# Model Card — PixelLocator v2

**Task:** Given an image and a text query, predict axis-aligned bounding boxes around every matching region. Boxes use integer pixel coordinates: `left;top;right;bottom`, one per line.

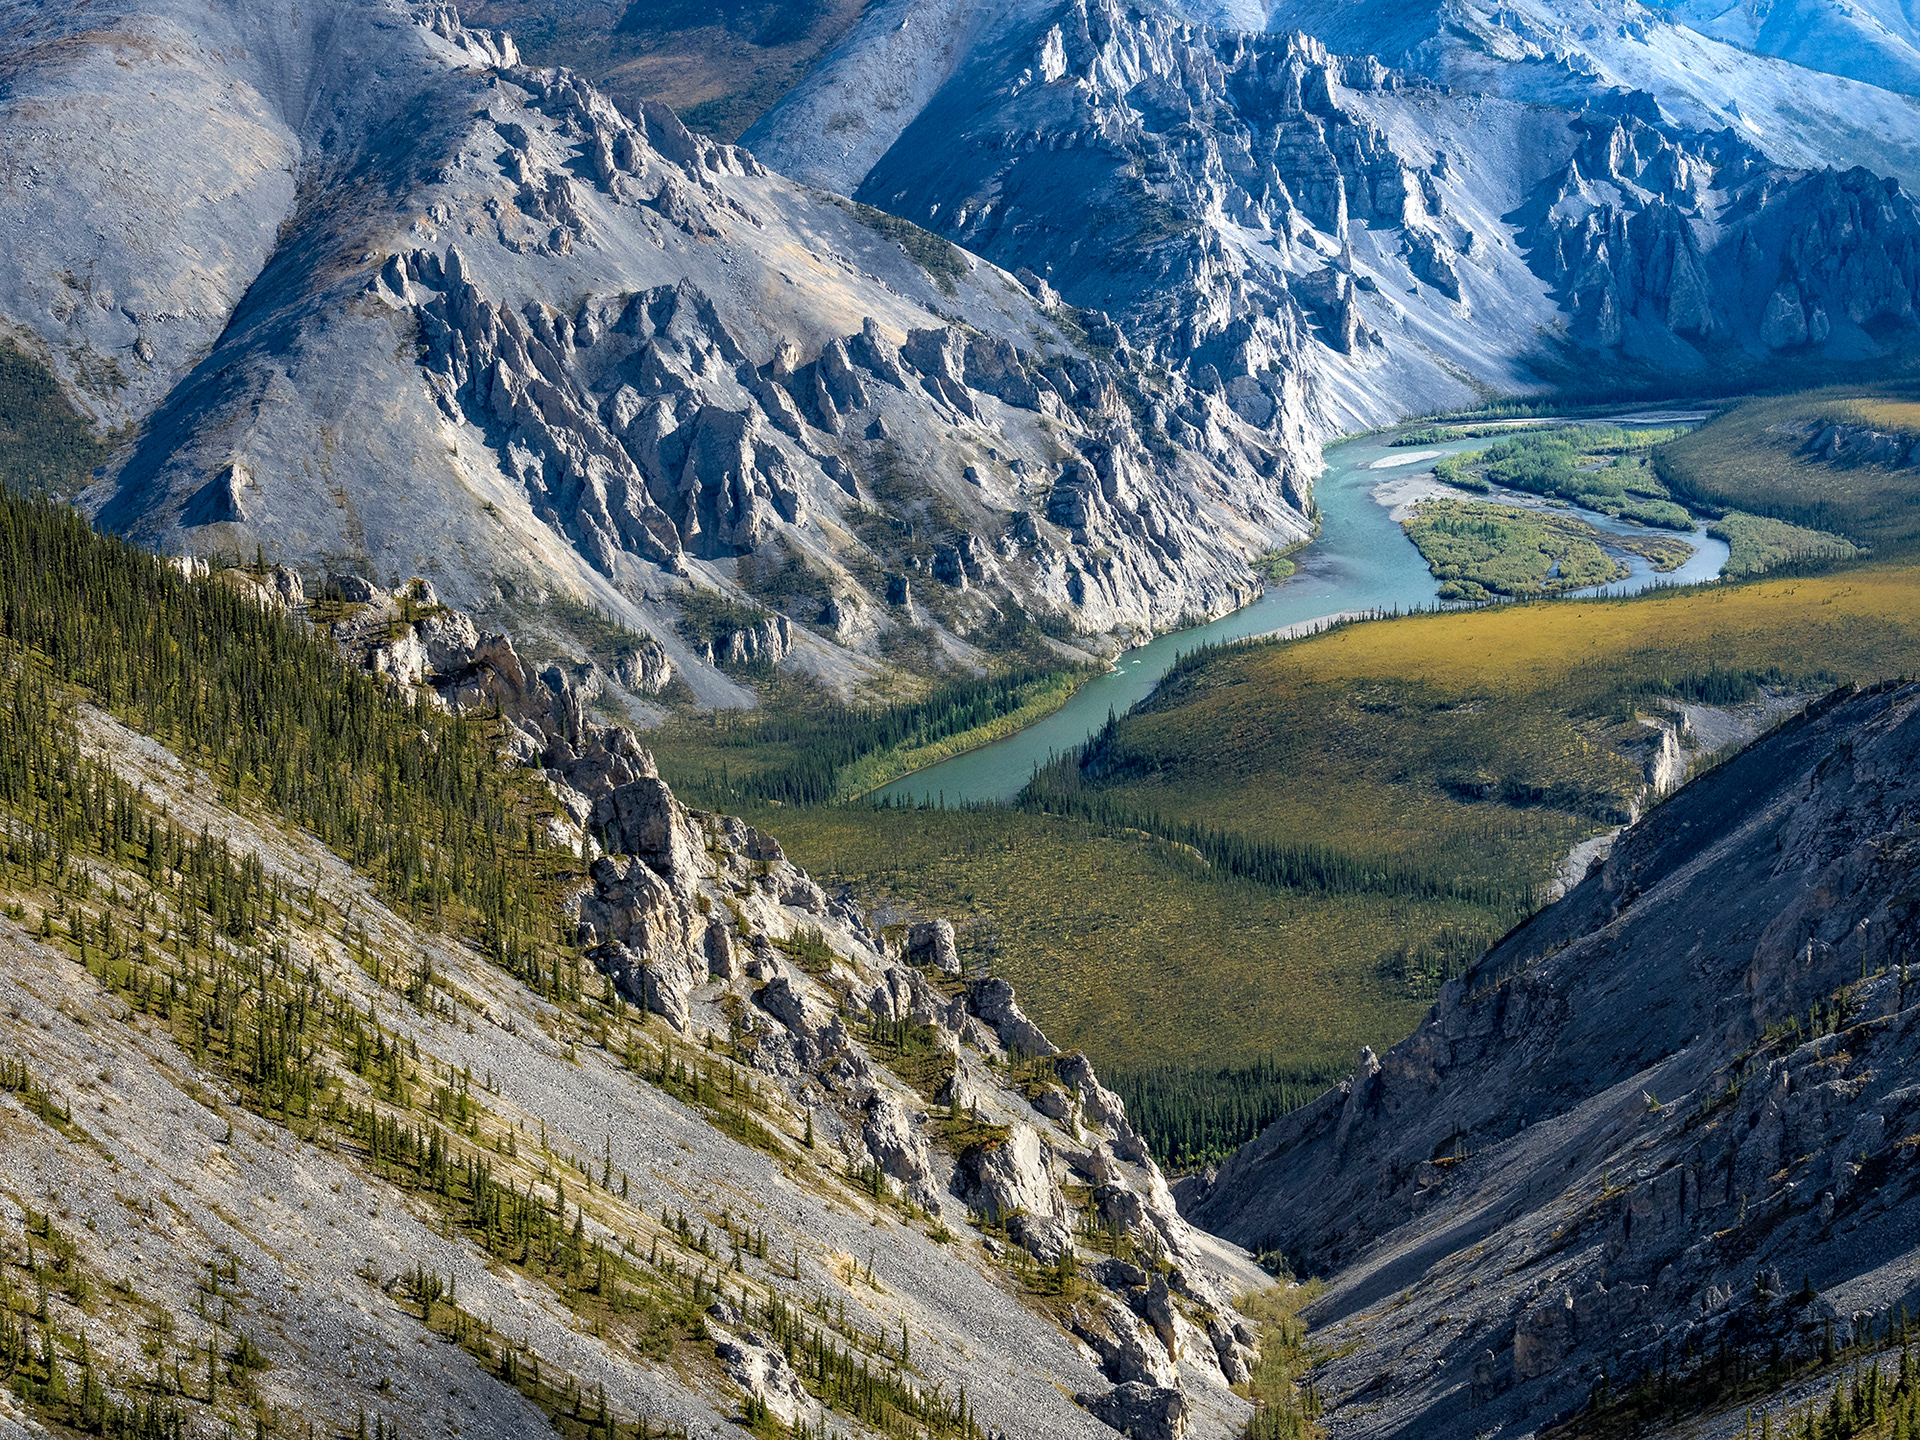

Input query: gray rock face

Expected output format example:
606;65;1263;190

957;1122;1074;1259
907;918;962;976
519;697;1262;1419
706;615;792;668
1255;0;1920;189
972;976;1059;1058
1067;1293;1181;1388
861;1092;944;1211
9;0;1310;691
1055;1050;1152;1164
219;565;306;611
1190;681;1920;1438
755;0;1920;478
578;852;707;1028
872;966;969;1033
713;1329;814;1426
1075;1380;1190;1440
851;24;1423;428
1514;112;1920;363
611;639;675;695
24;0;1920;720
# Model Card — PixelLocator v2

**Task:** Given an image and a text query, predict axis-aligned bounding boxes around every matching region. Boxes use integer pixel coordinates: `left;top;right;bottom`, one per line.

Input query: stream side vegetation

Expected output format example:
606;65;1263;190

658;666;1089;807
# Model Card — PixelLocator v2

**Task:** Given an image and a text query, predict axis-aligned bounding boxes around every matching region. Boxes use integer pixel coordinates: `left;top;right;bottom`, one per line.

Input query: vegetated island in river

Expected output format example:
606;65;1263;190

1416;424;1855;594
1402;498;1693;601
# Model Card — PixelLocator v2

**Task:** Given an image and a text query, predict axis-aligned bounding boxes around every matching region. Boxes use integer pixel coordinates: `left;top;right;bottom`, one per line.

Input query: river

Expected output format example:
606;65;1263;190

873;414;1730;806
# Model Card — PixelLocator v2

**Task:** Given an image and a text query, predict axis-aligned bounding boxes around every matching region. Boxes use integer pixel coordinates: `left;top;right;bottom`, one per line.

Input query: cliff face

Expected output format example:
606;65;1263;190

836;8;1551;430
18;0;1920;696
1252;0;1920;190
1516;112;1920;364
757;0;1920;451
1187;681;1920;1437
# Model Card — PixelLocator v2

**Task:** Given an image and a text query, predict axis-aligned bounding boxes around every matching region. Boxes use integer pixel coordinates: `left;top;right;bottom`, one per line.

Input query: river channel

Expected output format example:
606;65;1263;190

873;413;1730;806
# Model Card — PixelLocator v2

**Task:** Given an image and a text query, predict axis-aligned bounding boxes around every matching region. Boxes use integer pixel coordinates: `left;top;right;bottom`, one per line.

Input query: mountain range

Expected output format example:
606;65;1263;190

9;0;1920;688
8;0;1920;1434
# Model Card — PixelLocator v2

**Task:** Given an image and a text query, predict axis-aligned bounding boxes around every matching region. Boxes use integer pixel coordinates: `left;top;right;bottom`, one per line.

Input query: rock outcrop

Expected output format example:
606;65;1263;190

1075;1381;1191;1440
552;733;1263;1429
1189;681;1920;1437
346;588;1262;1427
1514;111;1920;363
22;0;1311;694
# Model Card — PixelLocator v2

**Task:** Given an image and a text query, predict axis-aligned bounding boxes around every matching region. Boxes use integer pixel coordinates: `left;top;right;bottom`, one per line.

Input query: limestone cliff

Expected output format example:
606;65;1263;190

1186;680;1920;1436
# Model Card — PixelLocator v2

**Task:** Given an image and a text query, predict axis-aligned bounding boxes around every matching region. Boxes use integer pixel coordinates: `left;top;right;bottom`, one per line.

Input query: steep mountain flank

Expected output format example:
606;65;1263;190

0;0;1311;694
0;501;1272;1438
1251;0;1920;189
754;0;1920;443
1667;0;1920;101
1514;113;1920;364
15;0;1920;698
1185;679;1920;1437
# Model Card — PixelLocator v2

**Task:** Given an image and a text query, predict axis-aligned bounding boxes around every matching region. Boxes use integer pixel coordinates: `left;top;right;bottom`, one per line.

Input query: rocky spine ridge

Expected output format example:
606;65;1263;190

330;583;1269;1431
1185;680;1920;1437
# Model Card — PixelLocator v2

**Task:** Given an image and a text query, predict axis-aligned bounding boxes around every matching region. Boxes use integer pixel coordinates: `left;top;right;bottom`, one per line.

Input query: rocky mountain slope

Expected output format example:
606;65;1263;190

1666;0;1920;100
1251;0;1920;185
1;0;1315;699
10;0;1920;708
0;509;1274;1439
751;0;1920;436
11;0;1920;704
1183;678;1920;1437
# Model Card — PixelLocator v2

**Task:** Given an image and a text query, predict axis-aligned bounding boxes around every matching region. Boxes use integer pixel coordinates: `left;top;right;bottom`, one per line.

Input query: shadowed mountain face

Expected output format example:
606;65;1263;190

1184;680;1920;1437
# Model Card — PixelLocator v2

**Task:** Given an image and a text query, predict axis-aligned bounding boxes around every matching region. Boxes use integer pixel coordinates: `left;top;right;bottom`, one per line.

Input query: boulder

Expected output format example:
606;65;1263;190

718;614;792;667
907;919;962;976
369;627;429;686
1075;1382;1188;1440
1054;1051;1150;1162
932;545;967;589
416;605;480;675
613;639;674;694
956;1122;1072;1259
861;1092;942;1210
1513;1287;1575;1380
872;967;967;1033
1203;1310;1253;1386
714;1330;813;1426
1066;1293;1179;1387
578;852;706;1028
1761;284;1809;349
759;976;834;1044
971;977;1057;1057
326;573;380;603
849;316;911;390
597;778;703;884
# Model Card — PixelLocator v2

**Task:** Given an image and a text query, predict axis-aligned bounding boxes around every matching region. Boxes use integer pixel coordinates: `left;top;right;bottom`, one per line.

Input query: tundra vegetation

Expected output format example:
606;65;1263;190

1654;386;1920;559
1401;498;1692;600
1420;424;1858;591
648;517;1920;1177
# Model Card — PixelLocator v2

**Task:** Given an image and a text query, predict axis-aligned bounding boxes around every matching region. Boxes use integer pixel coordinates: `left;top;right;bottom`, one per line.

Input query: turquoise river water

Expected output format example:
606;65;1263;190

873;414;1728;806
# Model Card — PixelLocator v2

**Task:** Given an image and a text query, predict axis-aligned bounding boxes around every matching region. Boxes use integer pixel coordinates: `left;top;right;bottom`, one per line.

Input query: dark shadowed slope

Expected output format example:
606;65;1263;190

1187;679;1920;1437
